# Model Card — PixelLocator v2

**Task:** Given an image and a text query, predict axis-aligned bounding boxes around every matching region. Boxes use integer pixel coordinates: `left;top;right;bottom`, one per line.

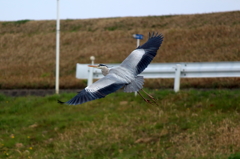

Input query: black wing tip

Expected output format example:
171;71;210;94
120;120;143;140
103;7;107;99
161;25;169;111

148;32;164;39
136;31;164;50
57;100;65;104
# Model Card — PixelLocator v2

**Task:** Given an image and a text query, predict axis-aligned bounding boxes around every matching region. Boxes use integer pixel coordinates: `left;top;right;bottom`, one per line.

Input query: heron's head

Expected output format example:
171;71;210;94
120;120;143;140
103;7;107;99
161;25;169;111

88;64;108;69
88;64;109;76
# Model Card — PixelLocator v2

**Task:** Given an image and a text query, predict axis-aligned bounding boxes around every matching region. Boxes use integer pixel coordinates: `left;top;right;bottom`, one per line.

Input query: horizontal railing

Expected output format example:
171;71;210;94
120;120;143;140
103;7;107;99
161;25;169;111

76;61;240;92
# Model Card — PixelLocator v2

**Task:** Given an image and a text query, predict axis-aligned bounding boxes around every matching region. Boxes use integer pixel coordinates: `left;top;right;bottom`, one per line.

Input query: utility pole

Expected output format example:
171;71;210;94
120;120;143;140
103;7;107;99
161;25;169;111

55;0;60;94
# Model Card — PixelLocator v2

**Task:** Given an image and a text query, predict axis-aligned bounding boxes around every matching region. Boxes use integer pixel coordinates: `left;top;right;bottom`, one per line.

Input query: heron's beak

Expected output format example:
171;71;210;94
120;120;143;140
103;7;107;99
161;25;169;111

88;65;98;68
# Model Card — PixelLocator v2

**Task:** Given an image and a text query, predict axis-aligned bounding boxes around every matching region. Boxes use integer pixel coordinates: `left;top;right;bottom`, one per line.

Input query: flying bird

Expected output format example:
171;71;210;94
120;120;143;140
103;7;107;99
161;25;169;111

58;32;163;105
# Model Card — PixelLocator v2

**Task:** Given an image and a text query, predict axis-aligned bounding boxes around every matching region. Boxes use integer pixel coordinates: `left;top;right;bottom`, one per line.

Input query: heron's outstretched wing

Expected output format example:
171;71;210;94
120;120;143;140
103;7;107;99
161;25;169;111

120;32;163;75
59;74;125;105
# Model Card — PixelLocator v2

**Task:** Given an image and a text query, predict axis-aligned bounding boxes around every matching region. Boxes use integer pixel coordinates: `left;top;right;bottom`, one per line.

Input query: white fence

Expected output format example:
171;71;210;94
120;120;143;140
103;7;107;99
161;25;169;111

76;62;240;92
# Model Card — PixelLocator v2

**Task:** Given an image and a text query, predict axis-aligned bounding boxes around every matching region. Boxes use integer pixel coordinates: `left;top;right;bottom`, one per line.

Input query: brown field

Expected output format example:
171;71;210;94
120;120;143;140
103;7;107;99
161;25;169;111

0;11;240;89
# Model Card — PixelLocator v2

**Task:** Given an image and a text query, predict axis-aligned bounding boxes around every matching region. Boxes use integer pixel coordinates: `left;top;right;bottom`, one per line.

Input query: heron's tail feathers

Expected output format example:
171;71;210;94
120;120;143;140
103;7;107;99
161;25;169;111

124;76;144;93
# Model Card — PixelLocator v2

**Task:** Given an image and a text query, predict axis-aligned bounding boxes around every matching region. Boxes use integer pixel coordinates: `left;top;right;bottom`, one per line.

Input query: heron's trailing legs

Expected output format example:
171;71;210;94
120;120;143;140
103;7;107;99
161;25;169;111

137;89;158;106
137;91;150;103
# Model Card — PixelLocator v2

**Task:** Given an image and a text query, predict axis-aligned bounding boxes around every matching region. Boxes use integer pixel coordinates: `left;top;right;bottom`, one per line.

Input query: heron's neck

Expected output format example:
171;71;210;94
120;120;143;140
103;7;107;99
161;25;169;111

101;68;109;76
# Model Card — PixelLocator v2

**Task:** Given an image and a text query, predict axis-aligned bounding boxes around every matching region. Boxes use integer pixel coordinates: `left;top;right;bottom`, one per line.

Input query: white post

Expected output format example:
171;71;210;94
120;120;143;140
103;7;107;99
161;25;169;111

88;56;95;86
174;64;181;92
135;40;140;96
55;0;60;94
137;39;140;47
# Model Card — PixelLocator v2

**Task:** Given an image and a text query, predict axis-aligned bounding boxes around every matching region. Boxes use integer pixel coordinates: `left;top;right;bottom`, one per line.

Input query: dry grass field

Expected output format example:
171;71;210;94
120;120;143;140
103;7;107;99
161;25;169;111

0;11;240;89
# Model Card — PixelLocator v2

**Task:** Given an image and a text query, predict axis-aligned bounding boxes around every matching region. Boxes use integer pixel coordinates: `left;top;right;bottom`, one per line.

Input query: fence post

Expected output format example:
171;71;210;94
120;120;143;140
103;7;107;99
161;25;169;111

87;56;95;86
174;64;181;92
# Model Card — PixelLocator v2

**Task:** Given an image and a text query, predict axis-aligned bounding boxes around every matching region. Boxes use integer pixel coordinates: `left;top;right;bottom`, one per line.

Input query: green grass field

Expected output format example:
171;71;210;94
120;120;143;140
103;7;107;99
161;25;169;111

1;89;240;159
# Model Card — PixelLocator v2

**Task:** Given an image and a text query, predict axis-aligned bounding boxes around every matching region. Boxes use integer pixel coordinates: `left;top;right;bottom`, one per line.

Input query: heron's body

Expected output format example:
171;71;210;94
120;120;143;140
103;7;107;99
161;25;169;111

59;32;163;105
89;65;143;92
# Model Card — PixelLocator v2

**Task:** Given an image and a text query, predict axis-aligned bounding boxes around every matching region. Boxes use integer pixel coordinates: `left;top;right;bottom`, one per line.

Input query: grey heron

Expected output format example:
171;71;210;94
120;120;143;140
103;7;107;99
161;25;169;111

58;32;163;105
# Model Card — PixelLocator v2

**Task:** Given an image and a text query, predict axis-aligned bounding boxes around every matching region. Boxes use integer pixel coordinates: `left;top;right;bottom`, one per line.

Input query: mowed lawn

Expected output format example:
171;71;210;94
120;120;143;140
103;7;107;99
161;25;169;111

0;89;240;159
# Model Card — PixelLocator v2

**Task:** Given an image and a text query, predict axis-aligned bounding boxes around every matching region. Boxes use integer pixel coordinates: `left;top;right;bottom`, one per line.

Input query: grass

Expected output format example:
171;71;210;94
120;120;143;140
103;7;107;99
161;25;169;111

0;11;240;89
1;19;31;26
0;89;240;158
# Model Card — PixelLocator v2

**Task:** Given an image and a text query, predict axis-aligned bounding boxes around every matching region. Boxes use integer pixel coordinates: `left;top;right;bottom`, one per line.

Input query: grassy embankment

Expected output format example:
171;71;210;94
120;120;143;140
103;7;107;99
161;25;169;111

0;11;240;89
0;90;240;158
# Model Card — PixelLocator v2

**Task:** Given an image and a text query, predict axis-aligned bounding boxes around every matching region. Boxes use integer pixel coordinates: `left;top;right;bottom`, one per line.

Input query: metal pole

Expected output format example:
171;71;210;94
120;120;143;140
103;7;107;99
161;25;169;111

55;0;60;94
88;56;95;86
135;40;140;96
174;64;181;92
137;39;140;47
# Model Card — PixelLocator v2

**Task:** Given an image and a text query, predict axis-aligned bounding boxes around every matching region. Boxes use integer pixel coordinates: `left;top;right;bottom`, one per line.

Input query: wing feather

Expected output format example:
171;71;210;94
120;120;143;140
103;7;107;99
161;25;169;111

120;32;163;75
60;74;125;105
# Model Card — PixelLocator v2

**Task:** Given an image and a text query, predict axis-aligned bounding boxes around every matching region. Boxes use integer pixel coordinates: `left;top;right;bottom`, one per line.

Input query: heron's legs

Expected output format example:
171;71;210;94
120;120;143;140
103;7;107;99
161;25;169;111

137;91;152;104
141;89;157;101
137;90;159;106
141;89;158;106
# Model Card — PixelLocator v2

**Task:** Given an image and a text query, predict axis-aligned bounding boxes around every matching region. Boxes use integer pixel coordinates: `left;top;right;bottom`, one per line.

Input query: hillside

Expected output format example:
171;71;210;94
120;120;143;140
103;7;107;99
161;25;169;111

0;11;239;89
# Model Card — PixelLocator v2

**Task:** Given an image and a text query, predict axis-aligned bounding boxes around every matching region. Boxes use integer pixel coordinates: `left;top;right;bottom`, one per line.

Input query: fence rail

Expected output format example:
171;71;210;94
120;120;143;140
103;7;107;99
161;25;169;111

76;62;240;92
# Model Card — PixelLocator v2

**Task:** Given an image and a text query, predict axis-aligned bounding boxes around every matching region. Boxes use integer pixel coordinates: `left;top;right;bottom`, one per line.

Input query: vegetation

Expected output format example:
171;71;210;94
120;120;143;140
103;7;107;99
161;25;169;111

1;19;31;26
1;11;239;159
0;11;240;89
0;89;240;158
